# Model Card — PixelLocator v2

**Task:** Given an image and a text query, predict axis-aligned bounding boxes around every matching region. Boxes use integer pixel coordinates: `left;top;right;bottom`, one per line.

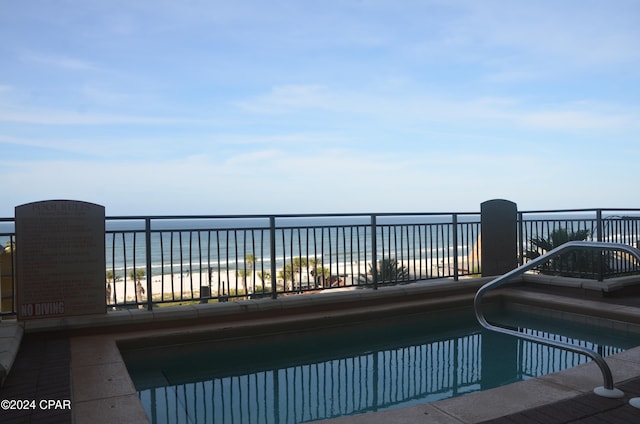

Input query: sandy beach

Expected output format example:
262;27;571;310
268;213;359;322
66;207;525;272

106;257;469;305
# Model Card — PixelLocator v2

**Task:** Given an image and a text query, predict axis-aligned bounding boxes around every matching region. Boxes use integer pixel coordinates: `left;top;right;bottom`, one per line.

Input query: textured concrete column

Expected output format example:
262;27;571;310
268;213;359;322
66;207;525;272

481;199;517;277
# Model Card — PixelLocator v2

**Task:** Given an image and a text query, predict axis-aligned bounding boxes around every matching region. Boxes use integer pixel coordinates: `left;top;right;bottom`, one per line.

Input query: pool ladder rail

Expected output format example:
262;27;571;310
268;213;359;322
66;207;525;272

473;241;640;408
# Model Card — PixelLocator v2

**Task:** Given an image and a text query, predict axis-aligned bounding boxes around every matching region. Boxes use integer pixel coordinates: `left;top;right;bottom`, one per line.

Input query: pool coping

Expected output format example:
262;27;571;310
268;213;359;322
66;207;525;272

5;275;640;423
317;288;640;423
319;344;640;424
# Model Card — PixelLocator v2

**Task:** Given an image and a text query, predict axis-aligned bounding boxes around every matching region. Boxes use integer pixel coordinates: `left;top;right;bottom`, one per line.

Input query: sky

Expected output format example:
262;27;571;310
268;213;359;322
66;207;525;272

1;0;639;217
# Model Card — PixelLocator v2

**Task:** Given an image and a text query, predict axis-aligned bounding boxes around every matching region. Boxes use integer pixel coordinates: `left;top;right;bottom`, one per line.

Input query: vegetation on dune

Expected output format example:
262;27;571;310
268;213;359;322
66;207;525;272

524;228;609;277
358;258;409;284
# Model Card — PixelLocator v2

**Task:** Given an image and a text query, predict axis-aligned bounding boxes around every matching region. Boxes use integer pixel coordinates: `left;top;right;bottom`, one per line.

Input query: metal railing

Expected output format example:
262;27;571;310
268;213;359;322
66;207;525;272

103;213;480;310
3;211;479;314
0;217;15;317
3;207;640;315
474;241;640;398
519;209;640;279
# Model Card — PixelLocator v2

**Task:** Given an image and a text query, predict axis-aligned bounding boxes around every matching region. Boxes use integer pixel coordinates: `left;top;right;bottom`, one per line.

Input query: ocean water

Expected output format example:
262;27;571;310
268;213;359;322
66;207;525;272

4;212;639;288
104;215;479;280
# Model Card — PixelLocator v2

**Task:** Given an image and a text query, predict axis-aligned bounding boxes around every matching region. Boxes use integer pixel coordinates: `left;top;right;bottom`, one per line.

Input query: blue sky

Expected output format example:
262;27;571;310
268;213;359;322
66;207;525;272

1;0;639;216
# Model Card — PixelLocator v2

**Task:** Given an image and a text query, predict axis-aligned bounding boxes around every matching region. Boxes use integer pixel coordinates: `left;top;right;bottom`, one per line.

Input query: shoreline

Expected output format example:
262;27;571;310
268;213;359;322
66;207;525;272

106;257;472;304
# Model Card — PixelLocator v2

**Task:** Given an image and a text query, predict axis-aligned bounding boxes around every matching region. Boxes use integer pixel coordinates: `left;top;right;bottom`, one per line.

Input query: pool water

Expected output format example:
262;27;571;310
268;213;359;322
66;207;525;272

122;308;640;424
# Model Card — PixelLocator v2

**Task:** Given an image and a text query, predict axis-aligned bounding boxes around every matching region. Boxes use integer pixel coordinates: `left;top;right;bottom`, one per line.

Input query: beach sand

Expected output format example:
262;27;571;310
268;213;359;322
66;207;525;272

107;258;464;305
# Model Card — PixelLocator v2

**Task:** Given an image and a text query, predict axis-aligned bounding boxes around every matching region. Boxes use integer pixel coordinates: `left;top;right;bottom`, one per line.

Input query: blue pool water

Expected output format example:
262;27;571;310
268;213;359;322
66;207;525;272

122;308;640;424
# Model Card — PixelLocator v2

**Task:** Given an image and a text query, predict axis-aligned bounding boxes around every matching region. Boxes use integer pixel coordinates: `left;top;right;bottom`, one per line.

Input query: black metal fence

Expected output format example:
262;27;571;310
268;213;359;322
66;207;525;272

519;209;640;279
0;217;15;316
102;213;481;310
2;208;640;315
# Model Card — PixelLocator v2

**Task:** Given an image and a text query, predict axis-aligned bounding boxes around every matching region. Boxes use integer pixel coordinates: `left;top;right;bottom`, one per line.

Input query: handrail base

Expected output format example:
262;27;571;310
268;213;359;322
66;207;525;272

629;397;640;409
593;386;624;398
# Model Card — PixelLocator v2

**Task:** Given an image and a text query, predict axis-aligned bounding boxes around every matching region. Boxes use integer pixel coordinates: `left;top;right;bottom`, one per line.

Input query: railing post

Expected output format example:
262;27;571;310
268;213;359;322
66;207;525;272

452;214;459;281
518;211;524;266
270;216;278;299
596;210;604;281
145;218;153;311
371;215;378;290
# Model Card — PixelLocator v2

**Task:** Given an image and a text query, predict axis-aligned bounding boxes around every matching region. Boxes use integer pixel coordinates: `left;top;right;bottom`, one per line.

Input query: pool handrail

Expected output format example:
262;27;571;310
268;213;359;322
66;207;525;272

474;241;640;399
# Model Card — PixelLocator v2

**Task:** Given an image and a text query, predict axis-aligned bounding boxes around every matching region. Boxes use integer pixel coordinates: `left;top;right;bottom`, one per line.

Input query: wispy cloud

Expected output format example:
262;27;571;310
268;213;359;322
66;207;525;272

214;132;352;147
79;85;134;106
0;108;204;126
1;1;638;216
21;52;98;71
235;85;333;114
235;83;637;136
516;109;632;131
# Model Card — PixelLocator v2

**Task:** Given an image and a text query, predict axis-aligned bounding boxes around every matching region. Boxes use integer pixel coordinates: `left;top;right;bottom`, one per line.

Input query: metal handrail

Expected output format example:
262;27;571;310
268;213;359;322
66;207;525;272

474;241;640;398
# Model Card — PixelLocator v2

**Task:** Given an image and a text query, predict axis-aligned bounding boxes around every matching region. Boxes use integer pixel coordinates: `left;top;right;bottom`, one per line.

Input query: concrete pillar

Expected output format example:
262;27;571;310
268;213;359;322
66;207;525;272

481;199;517;277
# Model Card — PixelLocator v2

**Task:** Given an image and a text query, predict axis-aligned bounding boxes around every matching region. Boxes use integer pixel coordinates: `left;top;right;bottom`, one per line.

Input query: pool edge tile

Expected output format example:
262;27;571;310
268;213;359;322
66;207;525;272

319;403;466;424
74;394;150;424
429;378;582;423
64;288;640;424
70;336;124;367
72;360;137;402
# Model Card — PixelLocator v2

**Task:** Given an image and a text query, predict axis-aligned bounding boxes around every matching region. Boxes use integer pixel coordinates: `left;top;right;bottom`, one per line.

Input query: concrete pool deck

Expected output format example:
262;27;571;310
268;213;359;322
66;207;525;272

2;276;640;423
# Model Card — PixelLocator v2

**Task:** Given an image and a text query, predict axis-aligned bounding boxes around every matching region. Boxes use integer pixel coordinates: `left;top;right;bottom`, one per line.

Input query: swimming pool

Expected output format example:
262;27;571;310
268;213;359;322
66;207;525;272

122;307;640;424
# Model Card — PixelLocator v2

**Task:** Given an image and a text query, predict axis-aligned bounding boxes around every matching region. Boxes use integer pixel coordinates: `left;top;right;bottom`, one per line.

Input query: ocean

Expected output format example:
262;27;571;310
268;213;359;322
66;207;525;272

104;215;479;280
4;210;640;303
